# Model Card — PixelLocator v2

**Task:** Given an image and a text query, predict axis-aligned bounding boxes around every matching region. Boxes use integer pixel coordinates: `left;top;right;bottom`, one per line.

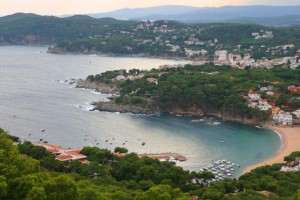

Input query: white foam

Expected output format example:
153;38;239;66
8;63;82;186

74;102;96;111
191;119;203;123
91;90;102;95
207;121;221;125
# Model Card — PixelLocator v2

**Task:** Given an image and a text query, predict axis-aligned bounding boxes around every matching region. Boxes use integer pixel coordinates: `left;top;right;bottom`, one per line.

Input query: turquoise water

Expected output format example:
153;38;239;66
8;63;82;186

0;46;281;176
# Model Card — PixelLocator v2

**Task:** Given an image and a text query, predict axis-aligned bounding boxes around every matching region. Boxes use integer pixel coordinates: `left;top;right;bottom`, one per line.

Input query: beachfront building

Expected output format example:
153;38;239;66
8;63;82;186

35;142;88;163
273;111;293;125
293;109;300;118
281;157;300;172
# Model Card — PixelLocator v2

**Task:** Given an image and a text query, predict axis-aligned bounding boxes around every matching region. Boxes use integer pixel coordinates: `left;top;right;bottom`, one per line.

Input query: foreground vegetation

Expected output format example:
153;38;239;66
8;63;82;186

1;128;300;199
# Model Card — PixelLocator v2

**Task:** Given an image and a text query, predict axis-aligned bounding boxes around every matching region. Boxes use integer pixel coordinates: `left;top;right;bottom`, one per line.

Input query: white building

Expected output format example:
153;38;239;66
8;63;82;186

293;109;300;118
248;90;261;101
258;99;272;111
273;111;293;125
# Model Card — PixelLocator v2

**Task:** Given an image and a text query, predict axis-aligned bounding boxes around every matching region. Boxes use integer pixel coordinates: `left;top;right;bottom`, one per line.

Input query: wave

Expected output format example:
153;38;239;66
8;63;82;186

207;121;221;126
75;102;96;111
190;119;204;123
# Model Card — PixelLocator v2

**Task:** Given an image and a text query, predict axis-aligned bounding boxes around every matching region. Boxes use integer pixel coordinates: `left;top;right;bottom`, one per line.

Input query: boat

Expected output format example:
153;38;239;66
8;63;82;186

168;156;176;163
41;129;45;132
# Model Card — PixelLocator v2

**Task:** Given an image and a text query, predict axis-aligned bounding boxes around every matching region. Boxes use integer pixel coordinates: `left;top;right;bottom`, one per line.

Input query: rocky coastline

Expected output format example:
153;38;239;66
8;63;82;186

75;79;120;95
76;79;267;126
91;101;160;115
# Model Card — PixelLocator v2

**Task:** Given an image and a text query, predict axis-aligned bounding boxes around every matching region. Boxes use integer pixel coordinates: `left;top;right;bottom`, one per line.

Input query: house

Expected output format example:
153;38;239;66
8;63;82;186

35;143;88;163
258;99;272;111
293;109;300;118
215;50;228;61
248;90;261;101
288;86;300;94
260;87;268;92
273;111;293;125
115;75;126;81
272;107;281;115
147;77;158;85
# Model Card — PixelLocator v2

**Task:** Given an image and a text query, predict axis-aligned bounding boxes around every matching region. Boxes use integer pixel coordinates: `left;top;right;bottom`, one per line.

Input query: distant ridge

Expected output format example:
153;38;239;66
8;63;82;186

85;5;300;26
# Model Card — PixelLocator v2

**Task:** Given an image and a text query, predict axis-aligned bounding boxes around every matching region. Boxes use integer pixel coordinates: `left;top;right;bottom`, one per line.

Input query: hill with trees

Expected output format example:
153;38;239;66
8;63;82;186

1;127;300;199
86;64;300;124
1;13;300;61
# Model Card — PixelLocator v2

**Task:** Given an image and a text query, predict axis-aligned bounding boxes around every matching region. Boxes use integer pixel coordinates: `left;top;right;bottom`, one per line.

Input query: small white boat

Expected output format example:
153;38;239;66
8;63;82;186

168;156;176;163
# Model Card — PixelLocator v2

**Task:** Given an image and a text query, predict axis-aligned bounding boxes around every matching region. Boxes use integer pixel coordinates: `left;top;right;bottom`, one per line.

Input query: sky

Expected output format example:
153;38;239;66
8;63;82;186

0;0;299;16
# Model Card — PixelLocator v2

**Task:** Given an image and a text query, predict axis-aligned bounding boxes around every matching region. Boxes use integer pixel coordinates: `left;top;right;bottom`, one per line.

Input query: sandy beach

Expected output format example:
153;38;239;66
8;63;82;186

241;126;300;175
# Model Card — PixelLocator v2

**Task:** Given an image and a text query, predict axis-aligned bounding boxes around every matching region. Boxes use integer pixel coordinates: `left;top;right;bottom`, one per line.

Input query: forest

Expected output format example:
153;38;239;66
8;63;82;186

1;13;300;60
87;64;300;122
1;128;300;199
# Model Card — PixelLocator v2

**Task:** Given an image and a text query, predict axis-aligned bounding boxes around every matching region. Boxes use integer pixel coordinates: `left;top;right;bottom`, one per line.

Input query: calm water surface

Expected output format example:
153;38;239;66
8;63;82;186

0;46;281;176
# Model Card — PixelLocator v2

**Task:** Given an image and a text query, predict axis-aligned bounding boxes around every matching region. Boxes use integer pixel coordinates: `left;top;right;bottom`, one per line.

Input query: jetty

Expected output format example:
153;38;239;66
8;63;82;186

138;152;186;162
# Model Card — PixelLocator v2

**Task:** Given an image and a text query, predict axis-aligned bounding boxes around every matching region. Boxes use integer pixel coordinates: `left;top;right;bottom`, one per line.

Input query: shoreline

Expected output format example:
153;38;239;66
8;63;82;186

46;47;193;61
241;126;300;175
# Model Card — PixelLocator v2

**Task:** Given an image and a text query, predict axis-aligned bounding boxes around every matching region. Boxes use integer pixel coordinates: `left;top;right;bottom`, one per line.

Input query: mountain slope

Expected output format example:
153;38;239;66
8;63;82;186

0;13;135;44
87;5;300;25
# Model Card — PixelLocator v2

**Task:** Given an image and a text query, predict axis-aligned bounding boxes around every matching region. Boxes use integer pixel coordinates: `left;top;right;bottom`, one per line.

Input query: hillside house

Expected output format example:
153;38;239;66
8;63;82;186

258;99;272;111
248;90;261;101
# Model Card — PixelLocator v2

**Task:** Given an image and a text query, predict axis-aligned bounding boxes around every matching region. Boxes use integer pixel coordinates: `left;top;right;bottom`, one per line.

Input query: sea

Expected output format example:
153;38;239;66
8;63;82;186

0;46;282;176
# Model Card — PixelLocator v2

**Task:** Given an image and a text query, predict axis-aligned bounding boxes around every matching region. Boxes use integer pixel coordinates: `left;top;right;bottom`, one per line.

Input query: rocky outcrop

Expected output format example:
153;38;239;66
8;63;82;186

47;47;67;54
92;101;160;115
76;79;120;95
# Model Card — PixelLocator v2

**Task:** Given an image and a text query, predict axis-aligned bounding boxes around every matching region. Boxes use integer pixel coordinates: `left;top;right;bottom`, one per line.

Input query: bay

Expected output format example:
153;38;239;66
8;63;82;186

0;46;281;176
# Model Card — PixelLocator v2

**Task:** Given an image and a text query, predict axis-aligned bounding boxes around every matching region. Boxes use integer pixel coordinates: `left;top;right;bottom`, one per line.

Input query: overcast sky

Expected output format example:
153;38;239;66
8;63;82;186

0;0;299;16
